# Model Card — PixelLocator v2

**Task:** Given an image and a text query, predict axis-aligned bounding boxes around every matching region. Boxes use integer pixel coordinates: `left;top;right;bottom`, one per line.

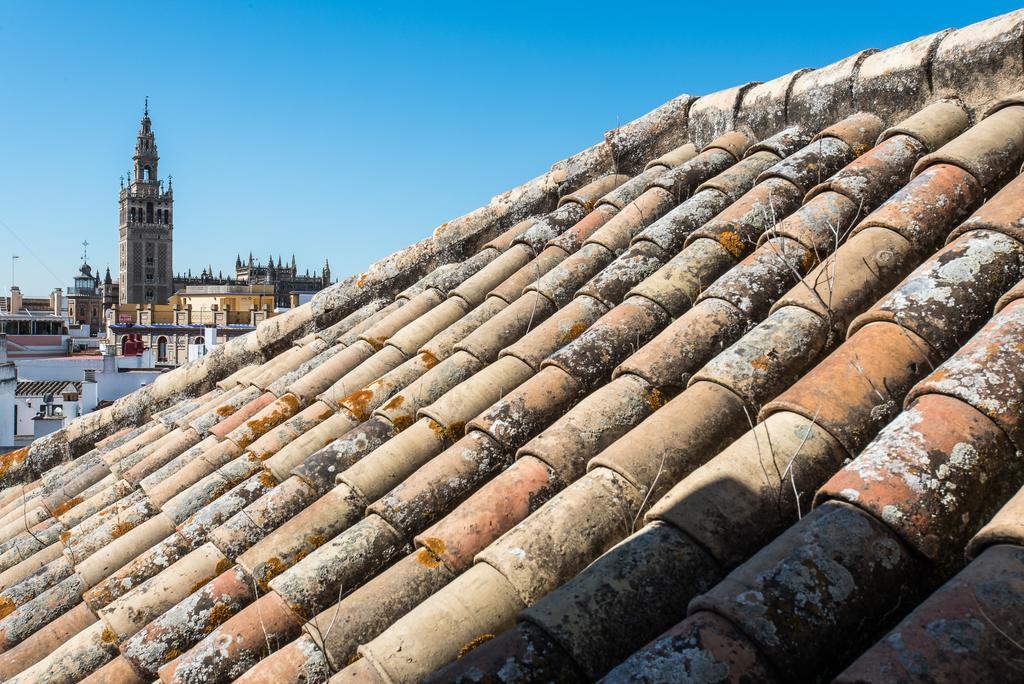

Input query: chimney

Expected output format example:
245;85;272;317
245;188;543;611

10;286;22;314
102;342;116;374
51;288;63;316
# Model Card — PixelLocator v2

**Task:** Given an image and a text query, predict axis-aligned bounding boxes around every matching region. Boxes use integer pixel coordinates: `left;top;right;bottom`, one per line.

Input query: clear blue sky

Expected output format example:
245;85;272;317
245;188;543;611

0;1;1019;296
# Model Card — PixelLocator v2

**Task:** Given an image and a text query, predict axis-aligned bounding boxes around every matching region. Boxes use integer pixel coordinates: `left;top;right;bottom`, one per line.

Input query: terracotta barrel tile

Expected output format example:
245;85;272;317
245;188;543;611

207;478;315;560
177;469;278;546
379;297;466;357
66;495;159;563
425;620;585;684
754;135;854;195
545;204;617;256
422;297;509;360
527;243;613;307
234;632;331;684
650;144;748;200
1;554;73;614
850;162;983;253
468;366;582;450
264;345;344;401
763;322;937;455
146;439;244;508
836;543;1024;683
139;435;218;495
642;143;699;172
317;345;408;410
247;343;323;391
263;411;359;481
955;169;1024;244
558;174;631;210
207;391;277;440
575;240;669;307
417;456;561;574
237;483;364;590
763;190;863;255
996;276;1024;313
850;230;1024;355
614;299;748;391
0;572;86;651
545;298;669;390
0;522;62;576
648;411;845;567
691;305;832;410
270;514;405;619
76;512;177;588
369;431;510;538
64;487;145;541
489;248;565;305
520;520;722;680
773;226;916;332
329;300;403;348
628;238;736;317
80;655;147;684
83;531;193;611
98;424;169;468
331;654;388;683
967;484;1024;558
522;375;658;482
159;590;303;684
226;393;306;450
596;167;664;211
373;351;482;429
56;473;119;524
339;357;431;422
120;565;255;678
98;541;227;638
687;176;804;251
690;502;922;682
451;245;534;307
911;300;1024;449
43;460;111;510
306;551;455;669
820;394;1020;564
741;125;815;161
602;610;780;684
161;453;262;525
241;401;331;461
188;386;261;436
357;288;446;350
291;417;396;493
338;418;448;503
698;235;813;320
5;620;118;684
878;99;970;153
633;185;733;256
0;541;64;594
121;428;203;486
806;134;926;207
0;601;97;679
285;341;375;405
914;102;1024;185
590;188;680;254
355;562;526;684
456;293;555;363
477;468;643;607
420;355;535;431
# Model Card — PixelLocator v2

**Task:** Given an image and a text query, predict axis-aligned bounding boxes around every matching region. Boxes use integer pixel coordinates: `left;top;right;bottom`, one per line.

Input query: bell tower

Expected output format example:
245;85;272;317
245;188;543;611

119;98;174;304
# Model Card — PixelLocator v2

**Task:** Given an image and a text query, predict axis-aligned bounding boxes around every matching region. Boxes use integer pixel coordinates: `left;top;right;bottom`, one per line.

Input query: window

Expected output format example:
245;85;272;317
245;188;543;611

130;207;136;222
157;336;168;362
146;202;154;223
143;166;151;181
145;289;154;301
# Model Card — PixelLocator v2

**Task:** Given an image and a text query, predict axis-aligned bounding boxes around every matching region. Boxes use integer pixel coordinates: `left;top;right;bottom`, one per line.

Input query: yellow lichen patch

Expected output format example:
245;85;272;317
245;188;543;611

750;357;771;371
111;520;138;539
204;602;233;633
382;394;405;412
0;447;28;480
258;469;279;489
420;350;440;369
802;248;818;273
391;414;413;431
51;496;83;517
164;648;181;663
458;633;495;659
341;389;376;422
348;653;363;666
259;556;286;586
646;388;665;411
215;557;234;574
356;273;368;287
216;404;238;418
307;534;326;547
100;625;120;644
364;336;386;351
433;222;449;237
558;321;589;345
416;537;446;568
60;530;72;544
0;596;15;619
719;231;744;258
189;574;217;594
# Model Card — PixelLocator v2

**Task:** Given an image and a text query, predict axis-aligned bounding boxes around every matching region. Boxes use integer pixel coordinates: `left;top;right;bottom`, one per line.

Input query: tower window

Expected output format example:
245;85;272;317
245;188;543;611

143;166;151;181
147;202;154;223
130;207;136;222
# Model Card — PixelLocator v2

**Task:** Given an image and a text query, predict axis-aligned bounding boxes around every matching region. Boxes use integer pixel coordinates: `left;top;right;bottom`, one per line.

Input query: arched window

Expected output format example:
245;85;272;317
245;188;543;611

194;336;205;345
143;166;151;181
146;202;154;223
157;336;168;362
120;336;129;354
129;207;136;222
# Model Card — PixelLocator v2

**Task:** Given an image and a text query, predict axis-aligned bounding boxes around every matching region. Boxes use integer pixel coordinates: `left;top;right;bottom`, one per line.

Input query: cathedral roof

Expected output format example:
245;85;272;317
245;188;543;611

1;9;1024;683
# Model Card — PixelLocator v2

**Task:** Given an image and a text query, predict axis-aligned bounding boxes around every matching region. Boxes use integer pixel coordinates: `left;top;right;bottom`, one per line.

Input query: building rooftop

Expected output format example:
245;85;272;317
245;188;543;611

0;9;1023;684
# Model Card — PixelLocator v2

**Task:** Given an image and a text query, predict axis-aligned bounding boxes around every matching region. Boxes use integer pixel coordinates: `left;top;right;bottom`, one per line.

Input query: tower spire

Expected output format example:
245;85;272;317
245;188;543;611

144;95;149;117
